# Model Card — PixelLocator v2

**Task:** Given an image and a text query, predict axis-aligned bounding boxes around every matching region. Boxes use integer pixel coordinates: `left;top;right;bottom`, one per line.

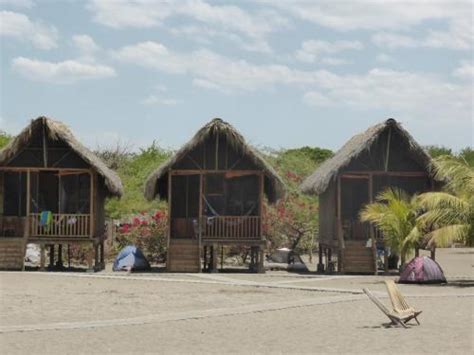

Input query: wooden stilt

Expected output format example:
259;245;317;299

415;248;420;257
67;244;71;268
384;248;389;274
430;248;436;261
87;245;93;272
56;244;63;268
317;244;324;273
94;243;99;270
49;244;54;268
211;244;218;273
40;244;45;271
257;247;264;273
220;245;224;271
100;241;105;269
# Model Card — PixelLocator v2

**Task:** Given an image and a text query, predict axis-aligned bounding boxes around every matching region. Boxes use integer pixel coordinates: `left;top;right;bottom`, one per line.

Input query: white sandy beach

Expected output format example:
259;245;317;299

1;248;473;354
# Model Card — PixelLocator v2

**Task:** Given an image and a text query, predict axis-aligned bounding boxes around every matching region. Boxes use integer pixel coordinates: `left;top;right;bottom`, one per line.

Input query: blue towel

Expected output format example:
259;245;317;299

40;211;52;227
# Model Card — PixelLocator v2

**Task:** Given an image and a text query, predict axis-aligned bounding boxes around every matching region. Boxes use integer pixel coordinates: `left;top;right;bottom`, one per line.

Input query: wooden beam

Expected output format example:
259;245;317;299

259;172;264;238
343;171;428;177
384;127;392;172
0;167;91;173
170;169;261;175
26;170;31;239
42;121;48;168
89;172;95;238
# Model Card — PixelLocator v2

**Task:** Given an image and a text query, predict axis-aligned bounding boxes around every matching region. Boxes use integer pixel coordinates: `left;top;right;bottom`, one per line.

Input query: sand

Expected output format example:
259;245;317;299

1;248;473;354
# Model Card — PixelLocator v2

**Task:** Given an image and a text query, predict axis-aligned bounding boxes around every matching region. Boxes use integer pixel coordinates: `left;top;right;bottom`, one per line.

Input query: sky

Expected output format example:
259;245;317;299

0;0;473;152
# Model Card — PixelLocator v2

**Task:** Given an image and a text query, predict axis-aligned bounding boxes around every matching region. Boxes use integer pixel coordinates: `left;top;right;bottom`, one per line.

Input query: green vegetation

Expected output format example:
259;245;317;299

416;156;474;247
360;188;420;266
0;131;12;149
97;142;171;219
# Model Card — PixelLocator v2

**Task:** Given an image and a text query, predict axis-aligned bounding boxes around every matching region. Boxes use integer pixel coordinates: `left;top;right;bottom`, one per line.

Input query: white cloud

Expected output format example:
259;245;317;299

302;68;471;123
112;41;472;127
12;57;116;83
141;95;180;106
112;41;322;93
0;10;58;49
453;62;474;80
373;22;473;51
375;53;393;63
270;1;472;51
268;1;469;31
295;40;362;63
87;0;288;53
371;32;418;49
72;34;100;54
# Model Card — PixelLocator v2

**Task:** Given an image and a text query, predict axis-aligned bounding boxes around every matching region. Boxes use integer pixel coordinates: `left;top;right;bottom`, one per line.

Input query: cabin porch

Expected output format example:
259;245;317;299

0;167;105;271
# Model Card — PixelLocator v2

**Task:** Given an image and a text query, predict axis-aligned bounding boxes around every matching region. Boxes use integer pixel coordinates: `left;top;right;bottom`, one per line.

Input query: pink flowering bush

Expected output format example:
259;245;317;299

116;210;168;262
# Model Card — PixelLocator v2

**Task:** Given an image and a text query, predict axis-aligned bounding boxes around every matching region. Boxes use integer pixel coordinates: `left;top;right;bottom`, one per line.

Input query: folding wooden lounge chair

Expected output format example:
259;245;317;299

362;288;416;328
385;280;422;325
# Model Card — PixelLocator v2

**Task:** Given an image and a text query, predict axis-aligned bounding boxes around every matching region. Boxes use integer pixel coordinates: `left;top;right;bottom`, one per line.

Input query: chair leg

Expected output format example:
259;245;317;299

414;317;420;325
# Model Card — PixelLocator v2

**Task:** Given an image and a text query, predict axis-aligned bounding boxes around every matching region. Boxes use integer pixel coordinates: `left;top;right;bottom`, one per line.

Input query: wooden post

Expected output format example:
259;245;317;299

336;176;344;273
220;245;224;271
40;244;45;271
100;240;105;269
42;120;48;168
87;245;93;272
369;173;377;275
49;244;54;268
415;248;420;257
317;243;324;273
67;244;71;268
384;248;389;274
430;248;436;261
89;171;94;238
257;247;264;273
56;244;63;268
198;173;203;272
211;244;218;273
26;170;31;239
94;243;99;270
258;172;264;239
167;172;172;270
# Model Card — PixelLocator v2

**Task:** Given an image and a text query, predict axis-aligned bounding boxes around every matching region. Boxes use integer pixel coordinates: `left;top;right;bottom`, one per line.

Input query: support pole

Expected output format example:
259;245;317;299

220;245;224;271
49;244;54;268
211;244;218;273
257;247;264;273
40;244;45;271
56;244;63;268
317;243;324;273
430;248;436;261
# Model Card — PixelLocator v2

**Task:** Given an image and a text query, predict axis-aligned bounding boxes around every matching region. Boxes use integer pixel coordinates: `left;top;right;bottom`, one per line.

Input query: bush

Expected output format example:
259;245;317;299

115;210;168;262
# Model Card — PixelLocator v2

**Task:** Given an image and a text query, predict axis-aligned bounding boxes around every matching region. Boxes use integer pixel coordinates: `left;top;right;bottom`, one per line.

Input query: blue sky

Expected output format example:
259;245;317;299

0;0;472;152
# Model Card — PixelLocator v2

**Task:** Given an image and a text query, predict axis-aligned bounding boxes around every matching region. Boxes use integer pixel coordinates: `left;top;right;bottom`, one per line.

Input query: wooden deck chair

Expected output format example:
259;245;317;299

385;280;422;325
362;288;415;328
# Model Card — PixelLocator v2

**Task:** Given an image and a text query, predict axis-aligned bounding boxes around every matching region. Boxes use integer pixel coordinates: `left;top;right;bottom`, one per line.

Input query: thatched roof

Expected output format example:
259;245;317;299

301;118;434;195
0;116;123;197
144;118;285;203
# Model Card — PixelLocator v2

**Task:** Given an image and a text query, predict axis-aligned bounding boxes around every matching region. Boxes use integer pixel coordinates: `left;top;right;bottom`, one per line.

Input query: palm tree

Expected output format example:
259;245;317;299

360;188;420;267
416;156;474;247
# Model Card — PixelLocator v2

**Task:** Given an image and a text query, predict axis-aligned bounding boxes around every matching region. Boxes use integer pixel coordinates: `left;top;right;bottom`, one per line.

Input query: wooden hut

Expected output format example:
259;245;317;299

0;117;123;270
145;118;285;272
301;119;436;274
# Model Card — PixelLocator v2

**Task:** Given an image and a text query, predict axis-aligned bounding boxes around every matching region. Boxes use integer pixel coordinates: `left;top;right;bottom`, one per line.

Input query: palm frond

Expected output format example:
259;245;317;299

426;224;470;247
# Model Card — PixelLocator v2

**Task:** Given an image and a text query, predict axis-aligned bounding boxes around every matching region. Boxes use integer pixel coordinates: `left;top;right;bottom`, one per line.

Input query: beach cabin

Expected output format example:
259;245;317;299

0;117;123;270
144;118;285;272
301;119;436;274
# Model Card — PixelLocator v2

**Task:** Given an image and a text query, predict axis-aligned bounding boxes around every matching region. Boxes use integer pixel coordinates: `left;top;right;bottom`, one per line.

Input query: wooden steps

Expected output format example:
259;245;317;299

167;239;200;272
0;238;26;270
343;241;375;274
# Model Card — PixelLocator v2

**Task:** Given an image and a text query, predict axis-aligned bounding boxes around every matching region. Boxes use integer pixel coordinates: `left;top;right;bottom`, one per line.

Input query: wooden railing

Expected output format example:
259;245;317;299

29;213;91;238
202;216;261;240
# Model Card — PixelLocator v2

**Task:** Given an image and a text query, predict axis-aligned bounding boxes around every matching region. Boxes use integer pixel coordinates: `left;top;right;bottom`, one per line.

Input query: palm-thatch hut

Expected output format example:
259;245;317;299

301;118;436;274
145;118;285;272
0;116;123;270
